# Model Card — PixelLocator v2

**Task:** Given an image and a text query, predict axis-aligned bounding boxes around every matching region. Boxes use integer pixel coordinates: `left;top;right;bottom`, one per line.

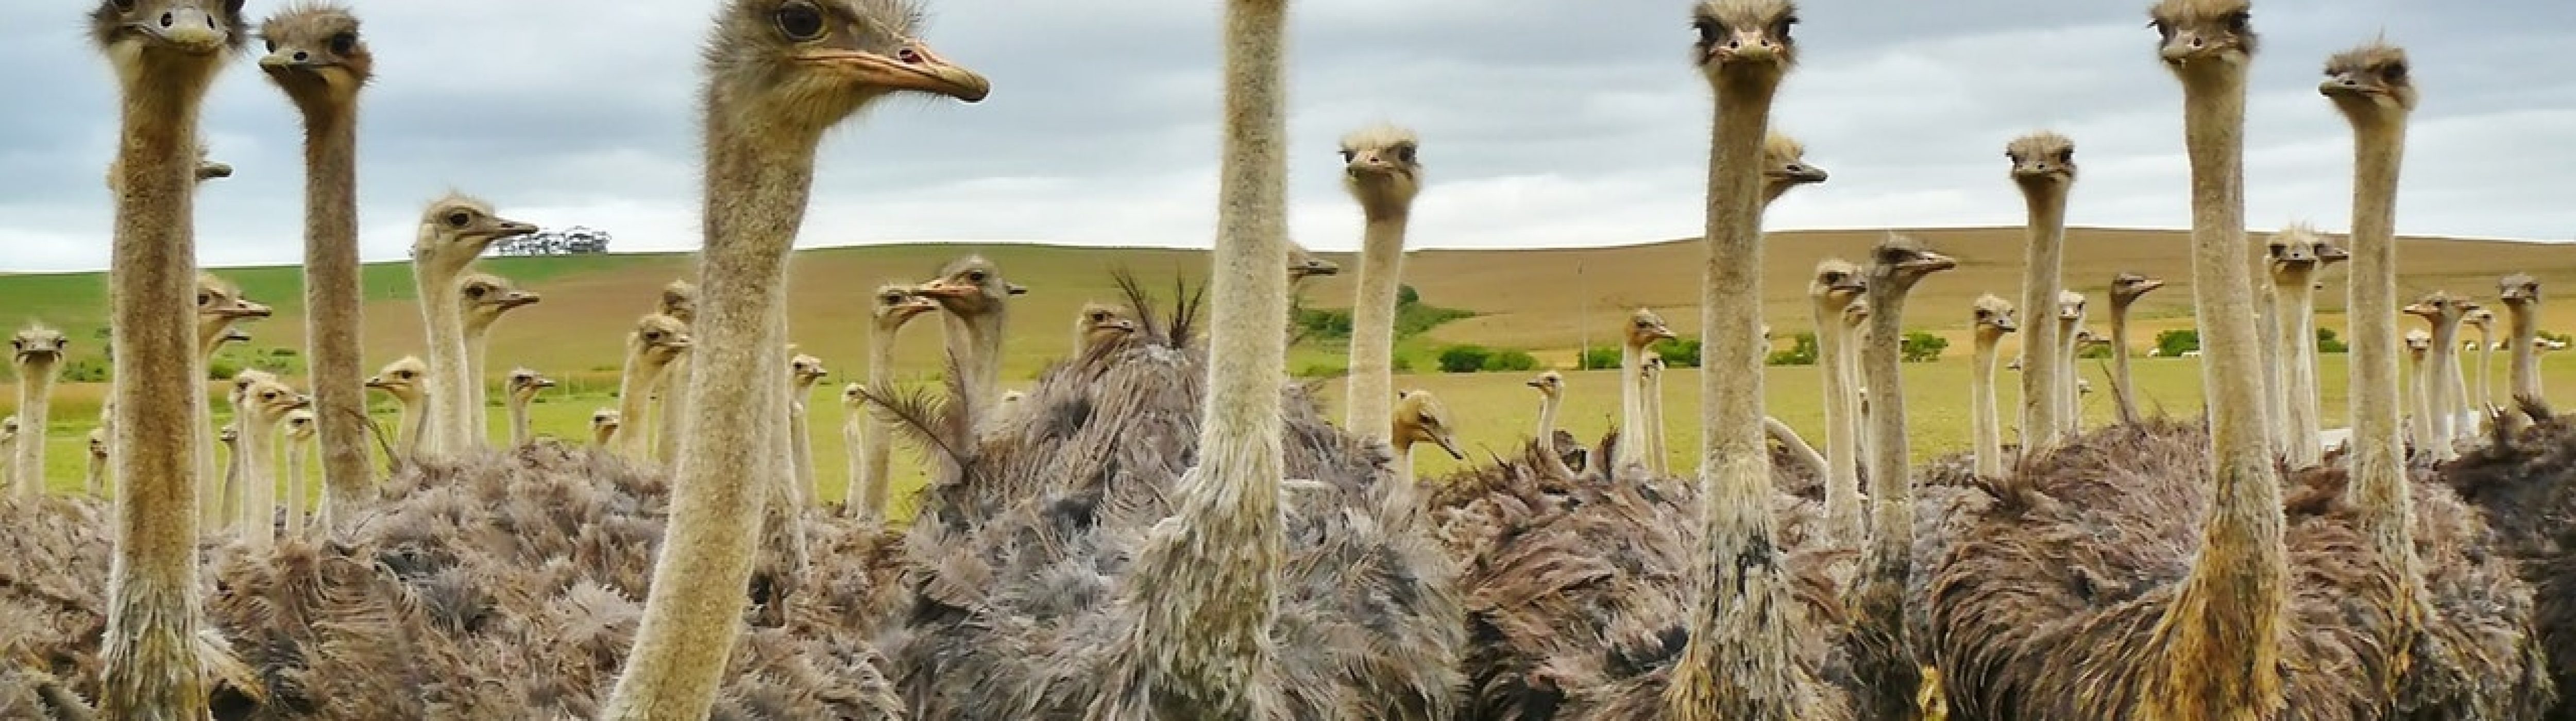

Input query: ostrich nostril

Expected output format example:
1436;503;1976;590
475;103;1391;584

159;11;174;27
1725;39;1742;49
293;51;309;61
898;47;922;64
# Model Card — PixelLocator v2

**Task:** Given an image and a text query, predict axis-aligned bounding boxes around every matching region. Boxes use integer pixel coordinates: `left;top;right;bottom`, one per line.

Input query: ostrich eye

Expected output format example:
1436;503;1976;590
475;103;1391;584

1691;20;1719;46
1395;146;1417;163
1339;149;1356;163
966;269;988;282
774;2;826;42
466;286;487;298
2222;11;2250;33
445;211;470;228
2056;149;2074;163
262;391;278;400
2382;62;2406;81
329;32;358;56
262;37;277;54
2149;19;2174;41
645;331;663;341
197;292;213;305
397;370;415;379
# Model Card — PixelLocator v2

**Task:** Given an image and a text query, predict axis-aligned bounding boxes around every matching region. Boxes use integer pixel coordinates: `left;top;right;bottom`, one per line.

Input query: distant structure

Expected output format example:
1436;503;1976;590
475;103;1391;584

491;226;612;256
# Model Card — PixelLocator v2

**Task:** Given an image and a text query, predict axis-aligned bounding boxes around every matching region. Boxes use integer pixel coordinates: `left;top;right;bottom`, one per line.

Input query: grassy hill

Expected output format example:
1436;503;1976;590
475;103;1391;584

6;226;2572;510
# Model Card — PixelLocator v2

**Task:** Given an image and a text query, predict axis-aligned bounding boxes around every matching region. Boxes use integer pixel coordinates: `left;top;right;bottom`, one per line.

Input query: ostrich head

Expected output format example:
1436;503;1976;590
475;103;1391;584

658;280;698;325
704;0;988;146
2499;274;2541;311
283;408;316;442
11;325;68;366
1525;370;1565;401
461;272;543;329
1808;259;1867;310
871;284;938;333
217;423;238;448
591;409;622;440
506;367;556;401
198;273;273;321
1392;389;1465;461
193;142;232;182
1762;131;1830;191
1643;353;1666;383
2464;306;2495;334
2403;291;2469;328
917;255;1025;316
364;356;429;404
1867;234;1959;296
413;194;537;277
2111;271;2167;305
0;417;15;445
1287;242;1341;282
257;2;372;110
1340;123;1423;216
2006;131;2077;192
1842;299;1871;332
1626;308;1677;349
240;373;313;424
1973;294;2020;343
219;327;252;347
2057;290;2088;323
2266;222;2346;279
1075;302;1139;351
2149;0;2258;72
88;427;110;458
2405;329;2432;360
840;382;867;410
630;314;694;367
2320;41;2415;116
1691;0;1800;88
90;0;249;72
790;353;829;390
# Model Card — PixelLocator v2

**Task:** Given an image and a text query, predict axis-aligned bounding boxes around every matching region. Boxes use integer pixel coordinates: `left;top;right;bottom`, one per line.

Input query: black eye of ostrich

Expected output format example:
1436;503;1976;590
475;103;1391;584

2149;19;2174;41
262;391;278;401
445;211;470;228
197;292;213;306
1339;149;1356;163
1691;19;1719;47
2381;62;2407;82
2222;11;2250;34
774;2;826;42
329;32;358;56
262;37;277;54
1395;146;1417;163
645;331;663;341
966;269;988;283
2056;149;2074;163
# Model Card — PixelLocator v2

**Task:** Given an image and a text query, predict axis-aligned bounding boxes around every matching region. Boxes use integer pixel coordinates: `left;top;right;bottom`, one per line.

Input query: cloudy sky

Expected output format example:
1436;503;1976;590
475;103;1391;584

3;0;2569;272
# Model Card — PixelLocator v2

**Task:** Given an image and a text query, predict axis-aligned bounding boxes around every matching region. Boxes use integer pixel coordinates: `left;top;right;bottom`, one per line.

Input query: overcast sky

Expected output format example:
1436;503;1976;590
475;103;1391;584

3;1;2569;272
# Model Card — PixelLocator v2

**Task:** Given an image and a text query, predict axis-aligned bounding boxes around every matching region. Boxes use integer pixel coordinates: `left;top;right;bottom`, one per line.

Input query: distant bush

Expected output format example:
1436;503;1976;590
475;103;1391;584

1438;345;1492;374
1293;284;1474;343
62;358;109;383
1482;349;1539;373
2316;328;2348;354
1296;362;1346;379
1579;347;1620;370
208;357;242;380
1768;332;1819;366
245;347;304;375
1652;338;1702;368
2542;330;2572;346
1392;355;1414;374
2156;329;2200;357
1901;331;1949;363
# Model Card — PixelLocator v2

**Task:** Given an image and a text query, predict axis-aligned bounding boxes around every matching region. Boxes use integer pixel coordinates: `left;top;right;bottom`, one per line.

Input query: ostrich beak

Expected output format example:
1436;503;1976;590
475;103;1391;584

2317;245;2351;263
798;41;991;102
913;279;975;300
1995;318;2019;333
1780;163;1829;184
2137;279;2167;293
196;161;233;181
1432;433;1466;461
1831;278;1867;295
142;5;229;53
364;376;389;389
502;291;543;309
1902;251;1958;274
226;301;274;320
290;394;313;410
489;219;540;239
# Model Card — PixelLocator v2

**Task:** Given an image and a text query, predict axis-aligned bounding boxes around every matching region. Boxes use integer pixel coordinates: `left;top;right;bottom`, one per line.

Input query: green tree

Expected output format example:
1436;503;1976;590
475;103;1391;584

2156;329;2200;357
1397;284;1421;307
1768;332;1819;366
1579;346;1621;370
2315;328;2348;354
1438;345;1492;373
1482;349;1539;372
1652;337;1702;368
1901;331;1950;363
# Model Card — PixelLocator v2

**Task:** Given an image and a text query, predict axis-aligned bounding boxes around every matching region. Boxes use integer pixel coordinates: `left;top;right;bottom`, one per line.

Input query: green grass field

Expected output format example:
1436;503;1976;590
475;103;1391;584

7;228;2573;514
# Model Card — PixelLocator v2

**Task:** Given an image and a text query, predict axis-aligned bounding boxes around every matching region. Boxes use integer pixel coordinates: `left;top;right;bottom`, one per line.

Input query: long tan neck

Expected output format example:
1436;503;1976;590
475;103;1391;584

613;354;669;458
1646;371;1669;475
465;325;494;443
2110;299;2141;425
2425;318;2460;460
297;105;373;519
415;265;469;457
603;97;818;719
1344;213;1410;442
1851;273;1927;718
1535;392;1574;478
87;451;107;499
2142;65;2286;720
2057;316;2082;434
1815;303;1861;543
2018;185;2071;452
1973;333;2004;478
2510;307;2540;401
218;437;242;529
2477;325;2494;408
1105;1;1290;712
654;355;691;464
1618;342;1649;468
238;418;277;549
855;324;901;520
2278;269;2323;466
100;56;221;718
284;438;308;536
2253;273;2287;455
13;361;54;498
786;381;816;509
398;397;427;462
508;395;533;447
939;311;1005;434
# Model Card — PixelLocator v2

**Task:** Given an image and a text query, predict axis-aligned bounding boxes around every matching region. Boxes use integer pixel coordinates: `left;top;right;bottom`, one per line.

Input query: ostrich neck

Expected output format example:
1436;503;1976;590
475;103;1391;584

1619;342;1648;468
2425;319;2460;458
14;361;55;498
655;355;691;464
856;323;903;520
613;355;670;456
238;418;277;547
1852;277;1925;719
415;265;469;457
940;310;1006;428
1973;334;2003;478
196;318;235;359
2058;316;2082;433
465;324;495;443
397;398;427;460
1109;2;1290;713
1672;74;1803;719
786;382;816;509
1646;372;1669;475
88;451;107;499
1344;211;1410;442
603;111;815;718
2110;299;2141;425
508;396;533;447
2477;326;2494;406
2510;306;2540;401
301;109;372;514
283;439;308;535
1535;392;1574;477
1815;303;1861;542
2018;183;2071;452
2253;276;2287;455
2278;270;2323;466
2144;66;2286;719
100;61;218;718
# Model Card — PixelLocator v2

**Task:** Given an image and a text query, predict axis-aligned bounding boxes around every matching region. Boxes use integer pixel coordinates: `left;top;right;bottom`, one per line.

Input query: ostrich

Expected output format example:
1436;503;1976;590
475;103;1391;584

786;353;828;509
2500;273;2544;406
2010;130;2077;454
599;0;987;713
231;372;309;548
11;326;66;500
609;313;691;459
1760;130;1832;204
459;272;541;443
1617;307;1676;471
2405;291;2469;460
2270;224;2344;466
1843;299;1872;462
2054;289;2088;435
1641;352;1670;475
1287;240;1340;285
259;3;375;517
1391;388;1466;486
1340;123;1425;445
365;356;431;467
2406;329;2434;448
194;273;272;523
652;279;697;465
1526;370;1580;478
280;408;314;535
0;418;15;494
916;255;1023;432
1848;235;1957;718
2464;306;2495;410
1073;302;1139;355
85;427;110;499
2107;271;2166;424
412;195;537;459
1807;259;1867;542
1969;294;2019;478
503;367;555;447
590;409;621;448
849;284;937;520
89;0;245;711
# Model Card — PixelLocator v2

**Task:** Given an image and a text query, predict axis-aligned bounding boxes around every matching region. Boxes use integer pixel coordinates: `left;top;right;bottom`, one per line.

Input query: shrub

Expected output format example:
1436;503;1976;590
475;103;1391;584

1438;345;1492;373
1482;349;1539;372
2316;328;2348;354
1579;347;1620;370
1392;355;1414;374
2156;329;2200;357
1901;331;1949;363
208;357;242;381
62;358;109;383
1652;337;1702;368
1768;332;1819;366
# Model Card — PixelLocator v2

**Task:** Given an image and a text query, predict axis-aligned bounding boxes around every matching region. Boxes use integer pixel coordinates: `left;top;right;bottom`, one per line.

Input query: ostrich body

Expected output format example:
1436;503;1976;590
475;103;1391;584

609;314;690;459
11;327;66;499
2406;292;2469;461
1391;388;1465;486
2010;131;2077;454
1970;295;2019;478
786;353;827;509
2270;225;2344;467
412;196;537;459
91;0;245;711
651;280;696;465
280;408;313;535
2055;290;2088;434
2500;273;2543;406
1850;236;1956;719
850;285;936;520
231;372;309;548
365;357;430;466
599;0;987;714
503;368;554;447
917;255;1021;434
259;3;376;516
1340;123;1425;446
1526;370;1579;478
1807;260;1867;540
1618;308;1677;472
2108;271;2166;425
460;272;541;443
